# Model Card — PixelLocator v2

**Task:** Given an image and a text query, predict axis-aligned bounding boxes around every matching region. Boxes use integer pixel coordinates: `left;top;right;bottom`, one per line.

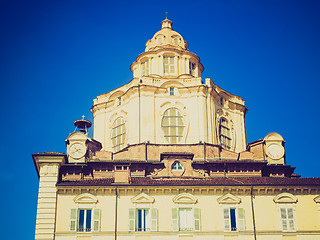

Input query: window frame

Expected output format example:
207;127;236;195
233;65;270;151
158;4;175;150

279;207;296;231
222;207;245;232
189;61;196;76
219;118;231;150
111;117;126;152
129;208;157;232
141;60;149;76
161;108;185;144
170;87;174;96
163;56;175;75
172;162;183;170
70;208;100;232
172;207;200;232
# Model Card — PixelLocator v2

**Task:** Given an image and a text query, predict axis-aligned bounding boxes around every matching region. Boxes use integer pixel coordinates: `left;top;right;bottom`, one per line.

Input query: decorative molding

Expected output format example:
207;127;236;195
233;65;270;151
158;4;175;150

57;185;320;196
314;195;320;204
131;193;155;204
217;193;241;204
172;192;197;204
108;90;125;102
273;192;298;204
73;193;98;204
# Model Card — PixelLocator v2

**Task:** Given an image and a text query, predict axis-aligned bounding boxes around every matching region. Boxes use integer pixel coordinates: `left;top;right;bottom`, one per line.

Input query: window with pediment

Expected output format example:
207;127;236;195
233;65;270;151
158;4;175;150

129;193;157;232
70;193;100;232
274;193;297;231
171;193;200;232
217;193;245;232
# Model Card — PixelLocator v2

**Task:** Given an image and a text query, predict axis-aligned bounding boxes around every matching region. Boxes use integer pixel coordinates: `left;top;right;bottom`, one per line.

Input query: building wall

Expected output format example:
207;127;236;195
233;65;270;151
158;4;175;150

54;187;320;240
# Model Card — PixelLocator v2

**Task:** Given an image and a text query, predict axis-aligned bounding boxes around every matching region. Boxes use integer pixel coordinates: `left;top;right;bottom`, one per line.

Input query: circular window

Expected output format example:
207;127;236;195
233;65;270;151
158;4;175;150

173;37;180;45
157;36;163;44
161;108;184;143
172;162;183;170
111;117;126;152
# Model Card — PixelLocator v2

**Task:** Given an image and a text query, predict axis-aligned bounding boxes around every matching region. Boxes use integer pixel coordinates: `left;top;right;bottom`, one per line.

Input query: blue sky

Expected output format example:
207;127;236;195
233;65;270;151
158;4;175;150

0;0;319;239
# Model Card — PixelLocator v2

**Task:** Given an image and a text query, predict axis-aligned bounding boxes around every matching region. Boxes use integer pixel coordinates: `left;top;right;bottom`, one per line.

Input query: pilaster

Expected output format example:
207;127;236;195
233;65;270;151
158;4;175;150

33;153;66;240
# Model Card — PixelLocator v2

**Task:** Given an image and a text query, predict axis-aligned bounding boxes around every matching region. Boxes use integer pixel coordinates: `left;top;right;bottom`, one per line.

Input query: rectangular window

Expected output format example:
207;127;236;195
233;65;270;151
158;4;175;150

70;208;100;232
223;208;245;231
280;208;295;231
142;61;149;76
129;208;157;232
172;208;200;231
189;62;195;76
170;87;174;96
164;56;175;75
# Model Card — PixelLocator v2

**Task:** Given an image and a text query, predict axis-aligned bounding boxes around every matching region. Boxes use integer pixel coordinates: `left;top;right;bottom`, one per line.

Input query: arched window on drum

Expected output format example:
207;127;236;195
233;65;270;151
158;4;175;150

111;117;126;152
161;108;184;144
219;118;231;150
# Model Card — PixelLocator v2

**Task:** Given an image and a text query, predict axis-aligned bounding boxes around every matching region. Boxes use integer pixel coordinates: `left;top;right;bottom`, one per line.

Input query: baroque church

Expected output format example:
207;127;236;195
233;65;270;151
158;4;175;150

33;18;320;240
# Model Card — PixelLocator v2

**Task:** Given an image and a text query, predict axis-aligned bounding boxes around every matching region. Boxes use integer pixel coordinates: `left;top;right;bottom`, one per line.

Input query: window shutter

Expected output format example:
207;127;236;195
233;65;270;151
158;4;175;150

93;209;100;232
287;208;295;230
237;208;245;231
70;208;77;232
280;208;288;230
151;208;158;231
129;208;135;231
223;208;231;231
172;208;179;231
194;208;200;231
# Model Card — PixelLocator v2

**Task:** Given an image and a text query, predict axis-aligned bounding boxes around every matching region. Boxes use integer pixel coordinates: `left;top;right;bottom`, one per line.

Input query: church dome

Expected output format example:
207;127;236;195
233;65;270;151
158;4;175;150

130;18;203;79
145;18;189;52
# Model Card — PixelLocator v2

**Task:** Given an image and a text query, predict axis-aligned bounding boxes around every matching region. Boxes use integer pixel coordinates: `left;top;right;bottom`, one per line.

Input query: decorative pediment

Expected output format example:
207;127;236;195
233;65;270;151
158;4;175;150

313;195;320;204
131;193;155;204
273;193;298;204
74;193;98;204
172;193;197;204
217;193;241;204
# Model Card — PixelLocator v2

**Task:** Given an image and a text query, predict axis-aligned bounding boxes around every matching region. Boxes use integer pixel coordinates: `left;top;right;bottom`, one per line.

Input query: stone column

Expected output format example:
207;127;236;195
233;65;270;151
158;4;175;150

33;154;65;240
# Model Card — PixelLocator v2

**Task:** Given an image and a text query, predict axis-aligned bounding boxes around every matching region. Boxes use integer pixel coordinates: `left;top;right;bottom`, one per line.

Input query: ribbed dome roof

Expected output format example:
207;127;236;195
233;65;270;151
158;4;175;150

145;19;189;52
